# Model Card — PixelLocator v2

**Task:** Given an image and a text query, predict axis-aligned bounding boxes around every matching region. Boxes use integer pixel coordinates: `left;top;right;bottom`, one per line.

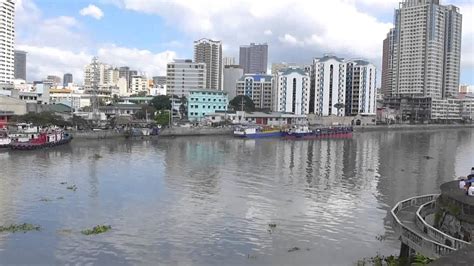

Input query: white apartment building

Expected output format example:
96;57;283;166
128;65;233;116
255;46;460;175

383;0;462;99
236;74;273;110
346;60;377;115
166;59;206;97
194;38;223;90
130;75;148;95
274;67;310;115
0;0;15;86
312;56;347;116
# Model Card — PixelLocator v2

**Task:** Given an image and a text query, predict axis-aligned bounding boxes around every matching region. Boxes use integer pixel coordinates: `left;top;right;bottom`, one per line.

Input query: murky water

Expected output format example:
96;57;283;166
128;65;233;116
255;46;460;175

0;129;473;265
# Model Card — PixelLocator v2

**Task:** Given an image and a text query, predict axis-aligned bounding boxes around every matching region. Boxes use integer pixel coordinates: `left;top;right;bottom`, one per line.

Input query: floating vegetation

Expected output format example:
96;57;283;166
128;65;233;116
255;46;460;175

66;185;77;191
268;223;277;228
367;169;375;172
56;196;64;200
92;154;102;159
39;198;52;202
81;225;112;235
60;182;67;185
288;247;300;252
247;254;257;259
423;155;434;160
375;234;387;242
0;223;40;233
57;229;73;235
400;169;405;172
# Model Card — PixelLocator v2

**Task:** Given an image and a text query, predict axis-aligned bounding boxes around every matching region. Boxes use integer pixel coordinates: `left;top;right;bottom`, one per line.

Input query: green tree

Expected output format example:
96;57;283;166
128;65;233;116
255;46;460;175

10;112;69;127
150;95;171;111
134;105;157;120
179;96;188;118
155;110;170;126
229;95;255;112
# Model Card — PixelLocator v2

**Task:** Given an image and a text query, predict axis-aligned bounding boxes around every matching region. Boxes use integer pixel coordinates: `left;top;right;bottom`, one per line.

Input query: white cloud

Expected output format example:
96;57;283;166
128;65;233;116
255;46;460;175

263;30;273;36
80;4;104;20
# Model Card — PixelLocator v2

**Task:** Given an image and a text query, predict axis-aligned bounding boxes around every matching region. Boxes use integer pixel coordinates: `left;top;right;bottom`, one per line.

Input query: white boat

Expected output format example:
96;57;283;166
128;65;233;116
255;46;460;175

0;130;10;148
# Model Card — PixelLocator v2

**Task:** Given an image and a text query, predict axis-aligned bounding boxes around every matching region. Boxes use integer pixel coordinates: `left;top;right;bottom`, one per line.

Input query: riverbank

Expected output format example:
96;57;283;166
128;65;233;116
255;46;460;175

72;123;474;139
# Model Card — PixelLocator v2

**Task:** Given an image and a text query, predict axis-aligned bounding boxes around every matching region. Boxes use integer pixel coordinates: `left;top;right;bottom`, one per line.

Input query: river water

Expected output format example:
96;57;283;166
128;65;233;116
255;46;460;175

0;129;473;265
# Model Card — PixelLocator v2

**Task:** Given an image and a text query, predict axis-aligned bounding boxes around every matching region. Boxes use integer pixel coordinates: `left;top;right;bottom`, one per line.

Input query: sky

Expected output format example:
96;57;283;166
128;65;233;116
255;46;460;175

13;0;474;85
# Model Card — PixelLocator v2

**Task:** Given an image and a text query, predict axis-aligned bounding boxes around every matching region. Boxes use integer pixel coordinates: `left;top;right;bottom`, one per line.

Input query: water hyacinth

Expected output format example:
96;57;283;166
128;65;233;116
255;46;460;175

0;223;40;233
81;225;112;235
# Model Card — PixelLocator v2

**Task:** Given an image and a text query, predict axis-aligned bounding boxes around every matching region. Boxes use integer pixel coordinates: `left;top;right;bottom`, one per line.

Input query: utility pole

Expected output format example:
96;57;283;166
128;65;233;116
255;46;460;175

90;57;100;125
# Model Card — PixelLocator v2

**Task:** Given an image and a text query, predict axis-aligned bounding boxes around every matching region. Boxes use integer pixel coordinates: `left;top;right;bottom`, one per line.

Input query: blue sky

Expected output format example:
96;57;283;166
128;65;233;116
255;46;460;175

15;0;474;85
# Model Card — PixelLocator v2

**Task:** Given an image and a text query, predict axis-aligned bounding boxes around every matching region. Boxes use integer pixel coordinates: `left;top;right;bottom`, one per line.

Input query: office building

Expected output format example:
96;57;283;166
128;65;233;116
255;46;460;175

382;0;462;99
236;74;274;110
130;75;148;95
274;67;310;115
381;30;394;97
0;0;15;85
63;73;73;87
166;59;206;97
14;50;27;81
239;43;268;74
194;38;223;90
187;90;228;121
223;65;244;100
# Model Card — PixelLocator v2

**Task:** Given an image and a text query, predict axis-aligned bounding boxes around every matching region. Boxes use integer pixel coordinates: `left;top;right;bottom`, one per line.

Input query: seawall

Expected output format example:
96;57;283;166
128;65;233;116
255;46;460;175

159;127;233;137
354;124;474;132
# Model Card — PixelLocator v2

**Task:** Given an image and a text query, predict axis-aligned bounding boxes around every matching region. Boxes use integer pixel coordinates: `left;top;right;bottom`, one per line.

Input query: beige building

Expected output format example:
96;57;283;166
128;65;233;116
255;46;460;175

0;95;27;115
194;38;223;90
236;74;273;110
166;59;206;97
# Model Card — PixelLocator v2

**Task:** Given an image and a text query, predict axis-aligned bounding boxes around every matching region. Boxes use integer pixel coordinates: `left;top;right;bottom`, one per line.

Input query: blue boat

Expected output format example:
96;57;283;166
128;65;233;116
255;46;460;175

233;126;284;138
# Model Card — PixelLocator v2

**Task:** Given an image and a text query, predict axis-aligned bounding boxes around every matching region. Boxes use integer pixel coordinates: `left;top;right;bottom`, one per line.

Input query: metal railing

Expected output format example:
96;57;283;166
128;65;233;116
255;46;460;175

416;200;471;250
391;194;456;258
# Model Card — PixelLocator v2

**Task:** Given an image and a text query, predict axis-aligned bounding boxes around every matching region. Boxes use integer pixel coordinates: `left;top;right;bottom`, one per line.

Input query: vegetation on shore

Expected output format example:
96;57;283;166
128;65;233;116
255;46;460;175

357;254;433;266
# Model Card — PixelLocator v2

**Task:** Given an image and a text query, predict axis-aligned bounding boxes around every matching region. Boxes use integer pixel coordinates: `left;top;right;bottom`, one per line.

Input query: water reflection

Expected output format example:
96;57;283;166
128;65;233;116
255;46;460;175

0;129;473;265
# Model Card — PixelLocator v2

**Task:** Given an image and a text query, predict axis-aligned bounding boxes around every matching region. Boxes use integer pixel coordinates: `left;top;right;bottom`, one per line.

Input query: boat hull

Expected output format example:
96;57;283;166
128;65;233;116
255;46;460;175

234;131;284;139
283;132;353;140
10;135;73;150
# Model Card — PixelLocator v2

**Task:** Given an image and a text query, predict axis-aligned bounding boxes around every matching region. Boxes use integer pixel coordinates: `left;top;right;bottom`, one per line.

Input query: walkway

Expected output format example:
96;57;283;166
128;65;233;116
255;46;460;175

390;194;470;259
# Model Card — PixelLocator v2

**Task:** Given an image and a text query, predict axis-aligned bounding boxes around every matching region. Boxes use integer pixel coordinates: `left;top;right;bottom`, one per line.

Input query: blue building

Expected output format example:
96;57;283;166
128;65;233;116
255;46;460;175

188;90;228;121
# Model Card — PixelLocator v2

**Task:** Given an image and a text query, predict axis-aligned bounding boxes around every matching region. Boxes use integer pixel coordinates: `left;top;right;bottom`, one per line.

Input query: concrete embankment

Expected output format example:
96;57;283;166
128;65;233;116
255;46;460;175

73;130;124;139
355;124;474;132
159;127;233;137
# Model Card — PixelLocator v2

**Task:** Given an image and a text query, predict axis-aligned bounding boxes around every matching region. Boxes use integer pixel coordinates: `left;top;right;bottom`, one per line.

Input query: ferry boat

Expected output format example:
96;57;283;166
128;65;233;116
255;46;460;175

233;126;284;138
283;125;353;140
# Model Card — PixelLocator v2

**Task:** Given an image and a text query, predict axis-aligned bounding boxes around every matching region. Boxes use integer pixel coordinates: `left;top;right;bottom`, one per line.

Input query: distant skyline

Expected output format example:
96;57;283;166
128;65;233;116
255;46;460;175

14;0;474;85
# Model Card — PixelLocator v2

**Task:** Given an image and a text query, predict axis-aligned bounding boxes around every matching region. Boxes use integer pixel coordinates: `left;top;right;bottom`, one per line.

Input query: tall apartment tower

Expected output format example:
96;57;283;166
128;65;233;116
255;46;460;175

239;43;268;74
311;56;347;116
382;0;462;99
274;67;310;115
14;50;27;81
345;60;377;115
0;0;15;85
194;38;223;90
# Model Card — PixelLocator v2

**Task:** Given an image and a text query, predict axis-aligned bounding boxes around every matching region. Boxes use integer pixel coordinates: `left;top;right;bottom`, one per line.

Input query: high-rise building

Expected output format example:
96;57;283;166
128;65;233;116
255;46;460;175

63;73;73;87
381;30;394;97
345;60;377;115
239;43;268;74
45;75;62;87
274;67;310;115
223;57;236;66
166;59;206;97
236;74;274;110
14;50;27;81
383;0;462;99
223;65;243;100
194;38;223;90
0;0;15;85
130;75;148;95
311;56;347;116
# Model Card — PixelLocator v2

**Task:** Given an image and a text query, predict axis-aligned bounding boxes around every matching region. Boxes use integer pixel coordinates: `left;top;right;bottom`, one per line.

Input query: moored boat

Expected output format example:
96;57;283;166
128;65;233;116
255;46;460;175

283;125;353;140
233;126;284;138
0;130;11;149
10;129;73;150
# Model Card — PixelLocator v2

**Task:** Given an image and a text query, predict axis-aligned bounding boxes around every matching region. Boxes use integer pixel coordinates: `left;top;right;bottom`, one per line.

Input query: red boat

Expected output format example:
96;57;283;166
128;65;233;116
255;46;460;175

10;131;73;150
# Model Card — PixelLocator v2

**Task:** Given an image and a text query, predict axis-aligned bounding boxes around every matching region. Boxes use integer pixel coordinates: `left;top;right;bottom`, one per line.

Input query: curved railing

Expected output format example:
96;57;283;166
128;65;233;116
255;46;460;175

416;200;471;250
391;194;456;258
